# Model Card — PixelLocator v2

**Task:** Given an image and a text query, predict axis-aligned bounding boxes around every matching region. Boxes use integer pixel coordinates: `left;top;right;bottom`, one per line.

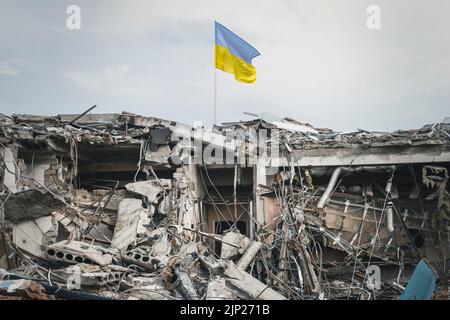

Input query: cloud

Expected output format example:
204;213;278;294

102;65;130;79
62;64;131;90
0;59;31;76
61;70;101;91
61;64;159;99
0;64;18;76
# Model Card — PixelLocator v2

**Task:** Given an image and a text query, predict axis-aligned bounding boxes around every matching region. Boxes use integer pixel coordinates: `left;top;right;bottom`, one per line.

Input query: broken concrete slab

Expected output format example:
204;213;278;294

199;254;226;275
45;240;113;267
145;145;171;165
236;241;262;271
148;228;171;256
223;261;287;300
115;275;173;299
220;229;251;260
122;248;168;271
3;188;64;223
52;263;122;288
125;180;171;204
158;191;173;215
12;216;53;257
206;276;237;300
111;199;144;250
76;189;127;211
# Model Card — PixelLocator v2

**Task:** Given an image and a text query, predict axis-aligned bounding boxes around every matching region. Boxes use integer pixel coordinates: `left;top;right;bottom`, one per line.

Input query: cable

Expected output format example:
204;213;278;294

134;140;145;182
203;165;233;216
198;167;232;229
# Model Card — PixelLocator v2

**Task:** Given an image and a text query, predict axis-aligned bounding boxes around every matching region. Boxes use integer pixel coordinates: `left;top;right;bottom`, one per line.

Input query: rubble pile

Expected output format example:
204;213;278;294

0;110;449;300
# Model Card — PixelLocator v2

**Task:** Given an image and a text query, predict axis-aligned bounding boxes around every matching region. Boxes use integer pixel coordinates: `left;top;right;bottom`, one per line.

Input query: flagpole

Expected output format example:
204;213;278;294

213;20;217;125
214;63;217;125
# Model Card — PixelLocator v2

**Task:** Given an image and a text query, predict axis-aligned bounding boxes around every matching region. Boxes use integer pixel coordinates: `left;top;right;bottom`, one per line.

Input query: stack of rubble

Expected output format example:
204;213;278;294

0;177;287;300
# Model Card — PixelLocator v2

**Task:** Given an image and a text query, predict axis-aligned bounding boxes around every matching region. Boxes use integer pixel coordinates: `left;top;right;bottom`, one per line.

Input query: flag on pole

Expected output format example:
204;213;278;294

215;21;261;83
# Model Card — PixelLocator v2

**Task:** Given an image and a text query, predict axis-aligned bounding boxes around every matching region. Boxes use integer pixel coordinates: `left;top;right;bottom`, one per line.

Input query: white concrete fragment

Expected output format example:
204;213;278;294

111;199;143;250
237;241;262;271
148;228;171;256
221;229;251;260
223;261;287;300
206;277;236;300
12;216;53;257
125;179;171;203
145;145;171;164
46;240;113;266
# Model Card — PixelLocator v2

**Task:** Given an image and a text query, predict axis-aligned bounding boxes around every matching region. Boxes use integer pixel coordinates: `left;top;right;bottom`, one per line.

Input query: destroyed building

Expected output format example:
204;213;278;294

0;110;449;300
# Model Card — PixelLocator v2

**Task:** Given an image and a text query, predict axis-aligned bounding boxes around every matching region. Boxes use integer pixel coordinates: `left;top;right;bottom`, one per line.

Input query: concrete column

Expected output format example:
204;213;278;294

1;146;18;192
254;161;267;230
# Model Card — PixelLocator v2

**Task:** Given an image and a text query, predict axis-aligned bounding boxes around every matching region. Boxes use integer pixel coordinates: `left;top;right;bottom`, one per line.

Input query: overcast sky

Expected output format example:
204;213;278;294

0;0;449;131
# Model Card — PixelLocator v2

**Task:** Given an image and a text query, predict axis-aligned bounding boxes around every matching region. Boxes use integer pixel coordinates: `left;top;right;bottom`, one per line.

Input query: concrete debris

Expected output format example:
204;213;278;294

118;275;172;300
145;145;172;165
220;229;251;260
12;216;53;257
122;247;168;271
0;279;50;300
52;263;121;288
125;180;170;204
2;188;64;223
237;241;262;271
111;199;146;250
206;276;237;300
223;261;287;300
147;228;171;256
45;241;113;266
0;111;449;300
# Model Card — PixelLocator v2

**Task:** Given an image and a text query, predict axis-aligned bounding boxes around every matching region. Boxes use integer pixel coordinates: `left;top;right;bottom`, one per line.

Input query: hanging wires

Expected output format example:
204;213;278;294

134;139;146;182
198;166;232;230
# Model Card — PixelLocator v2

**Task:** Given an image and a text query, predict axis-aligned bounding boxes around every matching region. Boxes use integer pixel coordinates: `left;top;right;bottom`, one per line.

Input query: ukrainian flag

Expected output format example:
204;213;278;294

215;21;261;83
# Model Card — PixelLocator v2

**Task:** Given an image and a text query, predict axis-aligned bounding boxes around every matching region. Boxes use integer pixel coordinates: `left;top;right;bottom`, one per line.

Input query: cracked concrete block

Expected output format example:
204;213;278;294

125;180;171;204
111;199;143;250
148;228;171;256
46;240;113;266
145;145;171;165
220;229;251;260
3;189;64;223
223;261;287;300
206;277;237;300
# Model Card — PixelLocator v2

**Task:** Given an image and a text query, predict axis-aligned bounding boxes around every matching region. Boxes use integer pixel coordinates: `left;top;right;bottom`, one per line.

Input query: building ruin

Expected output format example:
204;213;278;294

0;110;449;300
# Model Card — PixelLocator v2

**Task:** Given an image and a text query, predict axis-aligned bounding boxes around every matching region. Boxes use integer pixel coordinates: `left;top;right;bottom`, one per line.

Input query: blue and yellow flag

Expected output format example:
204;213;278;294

215;21;261;83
